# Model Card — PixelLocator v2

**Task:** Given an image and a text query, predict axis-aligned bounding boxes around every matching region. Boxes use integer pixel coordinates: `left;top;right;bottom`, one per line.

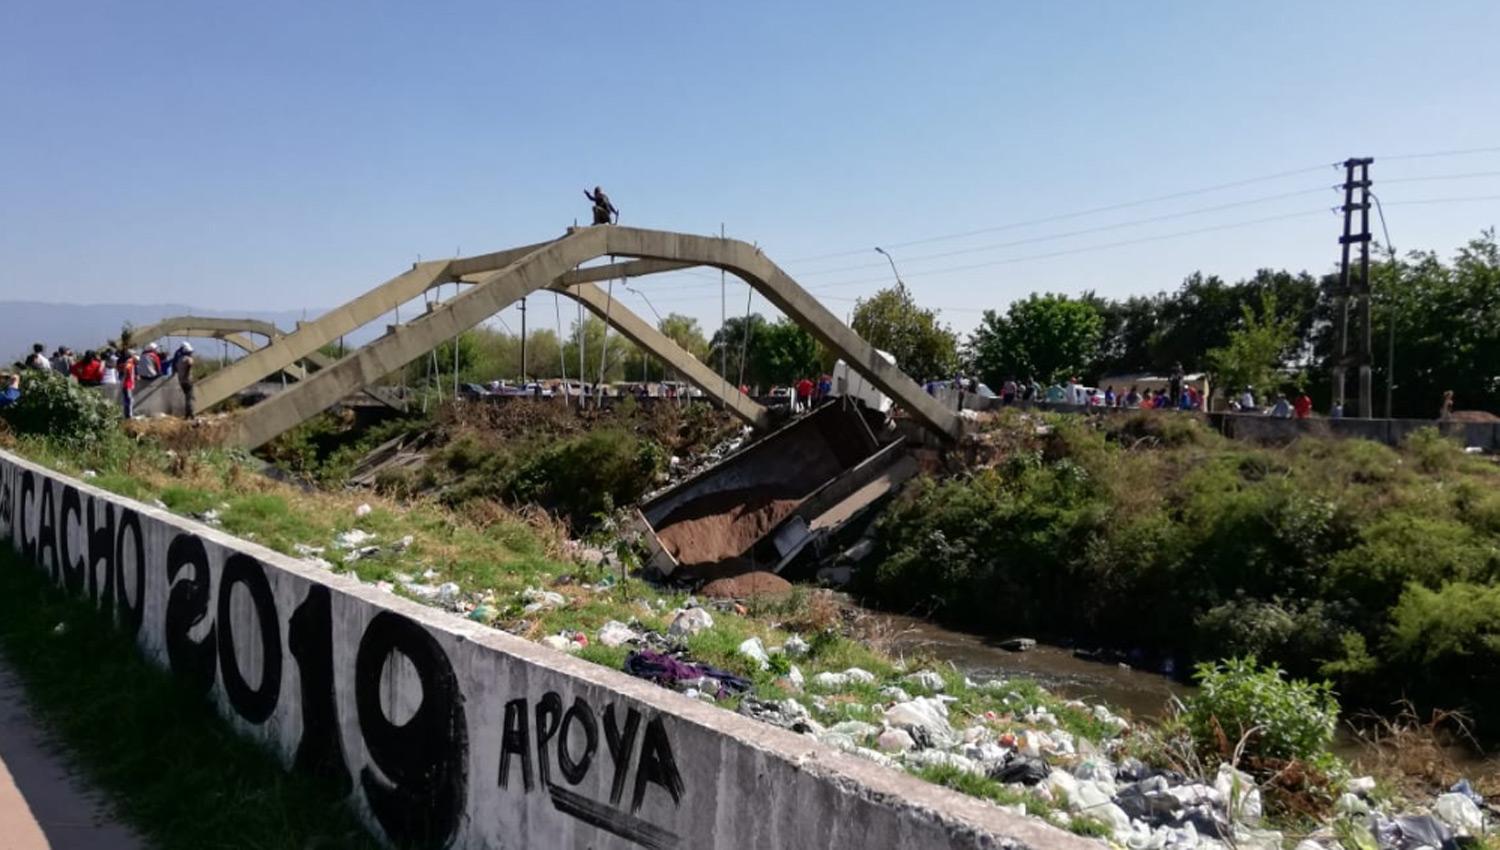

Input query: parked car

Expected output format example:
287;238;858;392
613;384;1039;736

459;382;491;400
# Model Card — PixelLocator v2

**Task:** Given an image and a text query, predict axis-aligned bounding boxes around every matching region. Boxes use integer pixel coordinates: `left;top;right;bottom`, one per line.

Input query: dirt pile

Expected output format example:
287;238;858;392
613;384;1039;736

654;487;803;565
123;415;236;450
700;571;793;599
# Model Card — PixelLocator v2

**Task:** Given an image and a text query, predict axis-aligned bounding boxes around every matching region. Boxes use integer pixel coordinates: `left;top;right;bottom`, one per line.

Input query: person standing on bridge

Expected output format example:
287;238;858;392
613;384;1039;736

52;347;74;377
119;349;137;419
795;376;814;412
1293;389;1312;419
23;343;49;371
71;351;104;386
177;342;196;418
584;186;618;225
138;342;161;380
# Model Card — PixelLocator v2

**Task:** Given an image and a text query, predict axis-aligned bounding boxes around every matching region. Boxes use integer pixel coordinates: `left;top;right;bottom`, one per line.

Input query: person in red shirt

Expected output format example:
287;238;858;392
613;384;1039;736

795;377;814;412
70;351;104;385
1293;389;1313;419
119;349;138;418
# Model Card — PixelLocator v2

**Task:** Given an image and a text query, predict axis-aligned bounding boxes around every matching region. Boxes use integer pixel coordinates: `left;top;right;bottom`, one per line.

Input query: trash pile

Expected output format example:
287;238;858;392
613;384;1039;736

647;658;1495;850
647;427;754;496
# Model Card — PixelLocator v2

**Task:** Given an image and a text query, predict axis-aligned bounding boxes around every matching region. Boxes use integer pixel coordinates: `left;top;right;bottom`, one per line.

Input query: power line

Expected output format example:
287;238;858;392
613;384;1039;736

806;207;1333;291
645;168;1498;294
1379;170;1500;184
1383;194;1500;206
780;162;1334;264
1373;145;1500;161
638;189;1498;307
792;185;1336;278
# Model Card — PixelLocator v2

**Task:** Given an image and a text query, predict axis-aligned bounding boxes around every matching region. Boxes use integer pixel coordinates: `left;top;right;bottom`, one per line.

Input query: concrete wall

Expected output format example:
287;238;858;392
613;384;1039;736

940;392;1500;450
1215;412;1499;449
0;448;1089;850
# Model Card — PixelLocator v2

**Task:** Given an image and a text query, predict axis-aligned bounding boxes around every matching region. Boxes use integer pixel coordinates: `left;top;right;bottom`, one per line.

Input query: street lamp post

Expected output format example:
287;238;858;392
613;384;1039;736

626;285;664;387
874;246;905;289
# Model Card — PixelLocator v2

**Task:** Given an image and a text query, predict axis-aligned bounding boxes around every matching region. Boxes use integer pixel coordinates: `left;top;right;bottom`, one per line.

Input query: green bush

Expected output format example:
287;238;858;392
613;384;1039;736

1403;426;1464;474
1183;656;1338;763
1384;582;1500;720
506;428;666;529
0;370;118;445
863;459;1108;631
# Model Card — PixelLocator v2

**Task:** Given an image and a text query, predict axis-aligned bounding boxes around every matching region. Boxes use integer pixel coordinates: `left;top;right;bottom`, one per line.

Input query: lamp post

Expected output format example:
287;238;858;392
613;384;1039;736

874;246;905;289
626;285;664;385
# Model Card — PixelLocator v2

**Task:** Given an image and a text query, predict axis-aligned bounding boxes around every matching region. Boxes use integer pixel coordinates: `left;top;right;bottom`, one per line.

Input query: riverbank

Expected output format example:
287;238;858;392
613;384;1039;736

859;408;1500;736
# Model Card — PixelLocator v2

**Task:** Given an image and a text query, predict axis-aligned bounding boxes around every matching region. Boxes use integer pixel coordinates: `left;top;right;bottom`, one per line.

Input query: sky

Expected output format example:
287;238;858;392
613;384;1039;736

2;1;1498;341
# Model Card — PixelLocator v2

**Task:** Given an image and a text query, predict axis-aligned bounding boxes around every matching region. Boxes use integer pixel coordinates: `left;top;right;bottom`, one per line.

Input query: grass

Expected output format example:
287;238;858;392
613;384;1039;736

1;426;1148;815
0;546;381;850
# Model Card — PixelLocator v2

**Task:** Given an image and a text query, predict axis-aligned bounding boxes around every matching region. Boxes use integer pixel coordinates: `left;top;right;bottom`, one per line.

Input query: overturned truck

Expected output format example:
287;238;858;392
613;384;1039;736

637;401;917;579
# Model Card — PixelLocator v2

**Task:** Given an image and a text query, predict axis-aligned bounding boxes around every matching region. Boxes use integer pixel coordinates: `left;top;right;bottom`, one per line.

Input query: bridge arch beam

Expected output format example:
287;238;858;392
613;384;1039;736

227;227;955;449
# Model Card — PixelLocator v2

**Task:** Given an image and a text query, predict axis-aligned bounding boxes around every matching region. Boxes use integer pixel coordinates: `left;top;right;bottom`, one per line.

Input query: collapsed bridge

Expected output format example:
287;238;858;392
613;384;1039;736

173;226;959;448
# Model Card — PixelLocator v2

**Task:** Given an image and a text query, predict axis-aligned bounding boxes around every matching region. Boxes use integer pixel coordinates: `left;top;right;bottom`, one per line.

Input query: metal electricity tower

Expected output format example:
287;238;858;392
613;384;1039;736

1331;157;1374;418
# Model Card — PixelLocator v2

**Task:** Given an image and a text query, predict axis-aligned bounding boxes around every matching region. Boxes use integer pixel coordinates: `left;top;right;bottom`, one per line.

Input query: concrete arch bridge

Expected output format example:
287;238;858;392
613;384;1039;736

179;226;958;448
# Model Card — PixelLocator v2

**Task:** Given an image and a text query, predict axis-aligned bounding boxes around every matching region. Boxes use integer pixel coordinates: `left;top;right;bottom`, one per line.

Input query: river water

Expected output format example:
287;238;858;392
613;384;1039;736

879;613;1189;718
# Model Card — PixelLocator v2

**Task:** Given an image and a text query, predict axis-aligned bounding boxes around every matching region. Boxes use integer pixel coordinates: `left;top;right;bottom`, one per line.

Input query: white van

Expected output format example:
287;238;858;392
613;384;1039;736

831;349;897;414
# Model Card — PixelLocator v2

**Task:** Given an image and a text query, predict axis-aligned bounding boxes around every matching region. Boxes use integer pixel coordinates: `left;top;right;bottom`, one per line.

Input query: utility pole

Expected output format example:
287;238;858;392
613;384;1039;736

519;297;527;383
1331;157;1374;417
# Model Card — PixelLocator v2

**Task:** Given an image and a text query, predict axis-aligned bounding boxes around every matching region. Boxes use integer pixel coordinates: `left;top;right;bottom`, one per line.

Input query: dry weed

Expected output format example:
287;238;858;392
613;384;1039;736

1345;701;1495;797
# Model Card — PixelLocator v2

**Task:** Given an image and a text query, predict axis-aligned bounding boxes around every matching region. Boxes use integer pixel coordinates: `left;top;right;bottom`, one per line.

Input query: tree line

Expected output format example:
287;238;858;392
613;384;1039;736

390;229;1498;415
853;229;1500;417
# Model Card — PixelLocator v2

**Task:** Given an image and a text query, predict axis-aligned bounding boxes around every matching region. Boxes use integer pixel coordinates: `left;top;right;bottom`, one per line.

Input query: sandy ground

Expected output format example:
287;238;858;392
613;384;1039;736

0;659;145;850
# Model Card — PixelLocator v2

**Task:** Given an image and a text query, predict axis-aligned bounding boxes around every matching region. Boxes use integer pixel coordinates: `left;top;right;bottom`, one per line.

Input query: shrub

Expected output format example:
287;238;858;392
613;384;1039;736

1384;582;1500;719
1328;514;1498;616
1106;411;1218;449
0;370;118;445
1183;656;1338;763
1403;426;1464;474
506;428;666;529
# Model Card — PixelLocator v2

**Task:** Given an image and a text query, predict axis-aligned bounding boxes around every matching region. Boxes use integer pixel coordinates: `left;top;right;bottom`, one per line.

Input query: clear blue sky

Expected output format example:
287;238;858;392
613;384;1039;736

3;1;1497;338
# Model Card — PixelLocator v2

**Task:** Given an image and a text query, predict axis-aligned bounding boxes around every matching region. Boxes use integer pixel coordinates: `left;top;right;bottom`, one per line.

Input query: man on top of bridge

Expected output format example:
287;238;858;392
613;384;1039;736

584;186;618;225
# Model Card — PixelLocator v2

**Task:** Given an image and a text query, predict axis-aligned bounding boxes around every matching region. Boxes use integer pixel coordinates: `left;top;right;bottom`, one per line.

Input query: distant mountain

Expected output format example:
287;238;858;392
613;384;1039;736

0;301;382;364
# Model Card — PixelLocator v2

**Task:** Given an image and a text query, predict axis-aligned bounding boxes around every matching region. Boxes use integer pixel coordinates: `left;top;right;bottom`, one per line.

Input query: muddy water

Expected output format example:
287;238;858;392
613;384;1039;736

877;613;1188;719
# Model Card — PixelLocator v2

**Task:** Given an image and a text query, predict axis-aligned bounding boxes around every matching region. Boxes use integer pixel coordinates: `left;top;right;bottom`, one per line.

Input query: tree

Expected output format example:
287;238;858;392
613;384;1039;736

709;313;768;384
750;319;822;387
562;317;631;383
1205;292;1298;396
1086;292;1162;376
850;284;960;381
657;313;710;362
1347;229;1500;417
967;293;1103;386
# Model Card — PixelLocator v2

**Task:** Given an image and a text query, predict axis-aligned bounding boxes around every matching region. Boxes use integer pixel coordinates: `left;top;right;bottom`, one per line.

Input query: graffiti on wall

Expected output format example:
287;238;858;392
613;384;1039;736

0;457;686;849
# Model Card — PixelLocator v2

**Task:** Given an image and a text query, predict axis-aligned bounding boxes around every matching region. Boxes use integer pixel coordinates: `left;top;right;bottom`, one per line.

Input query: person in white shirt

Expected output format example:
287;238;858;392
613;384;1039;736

1239;386;1257;412
24;343;49;371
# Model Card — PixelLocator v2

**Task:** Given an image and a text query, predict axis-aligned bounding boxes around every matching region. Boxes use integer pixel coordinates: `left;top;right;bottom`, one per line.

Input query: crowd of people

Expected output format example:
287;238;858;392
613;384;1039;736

9;340;198;418
917;362;1347;421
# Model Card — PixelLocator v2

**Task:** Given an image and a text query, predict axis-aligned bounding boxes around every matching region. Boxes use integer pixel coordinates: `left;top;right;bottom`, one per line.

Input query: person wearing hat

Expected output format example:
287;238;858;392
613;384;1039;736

176;342;196;418
139;342;162;380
